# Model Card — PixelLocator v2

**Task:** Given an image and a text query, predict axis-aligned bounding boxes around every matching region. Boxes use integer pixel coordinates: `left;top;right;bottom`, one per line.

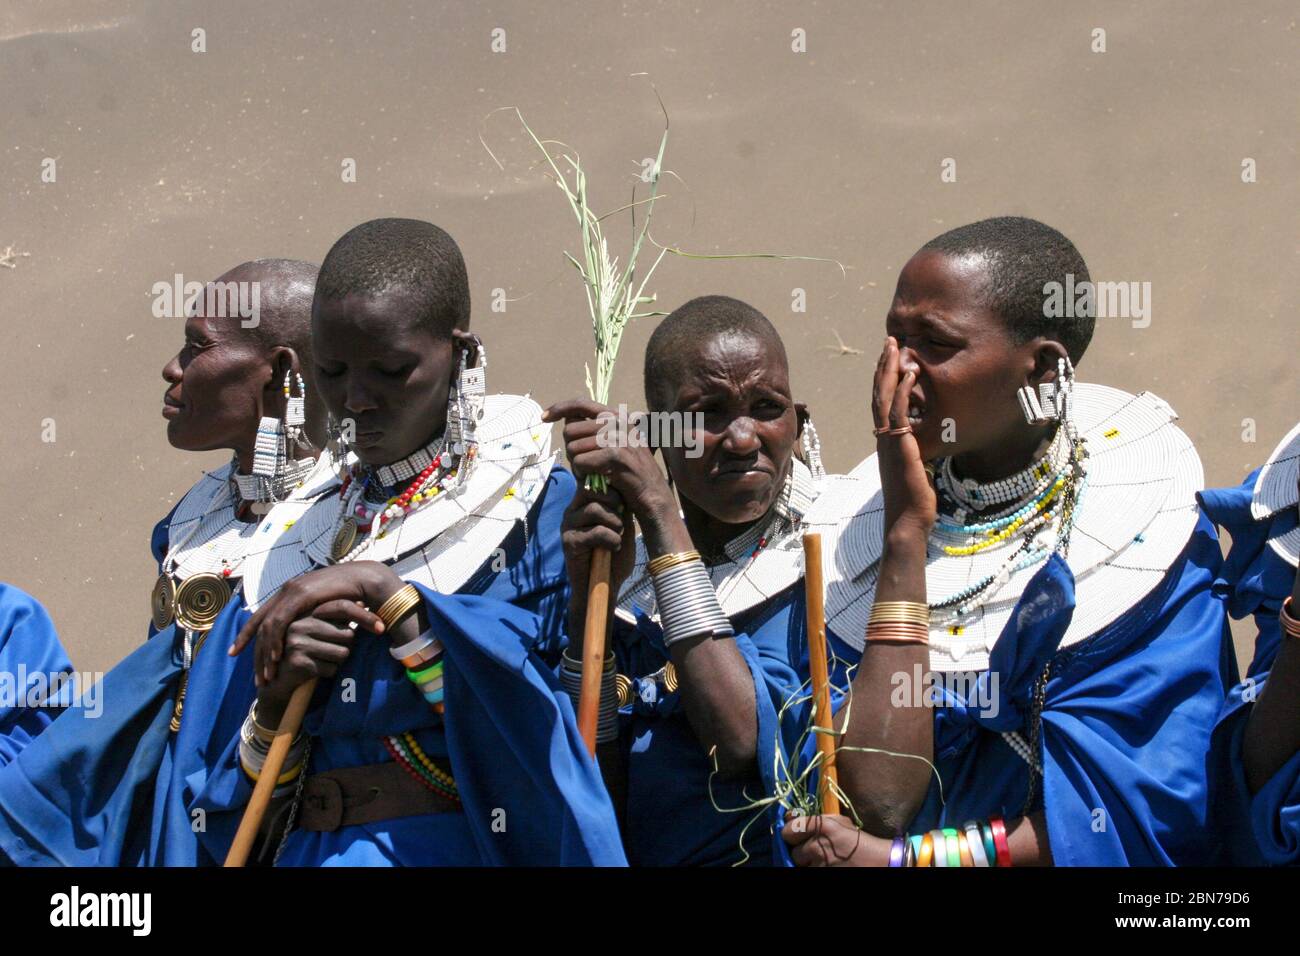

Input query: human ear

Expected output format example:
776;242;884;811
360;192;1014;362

1027;340;1069;386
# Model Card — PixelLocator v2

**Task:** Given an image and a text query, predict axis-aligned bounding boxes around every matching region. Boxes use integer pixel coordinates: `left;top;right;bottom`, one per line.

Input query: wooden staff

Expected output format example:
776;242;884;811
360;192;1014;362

803;533;839;816
577;549;613;755
224;677;317;867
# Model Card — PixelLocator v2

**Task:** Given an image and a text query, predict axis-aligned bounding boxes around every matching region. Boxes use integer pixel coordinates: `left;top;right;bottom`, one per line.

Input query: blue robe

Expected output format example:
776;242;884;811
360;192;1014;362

191;466;626;866
0;512;257;866
612;587;853;867
1200;470;1300;865
0;583;73;767
777;512;1235;866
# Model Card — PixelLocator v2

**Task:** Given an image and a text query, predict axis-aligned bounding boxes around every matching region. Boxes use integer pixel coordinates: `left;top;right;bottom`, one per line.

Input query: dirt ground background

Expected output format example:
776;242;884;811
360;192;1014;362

1;0;1295;675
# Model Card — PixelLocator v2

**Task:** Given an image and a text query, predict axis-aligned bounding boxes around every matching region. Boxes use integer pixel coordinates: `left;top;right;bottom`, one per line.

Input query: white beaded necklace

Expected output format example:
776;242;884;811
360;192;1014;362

936;425;1068;522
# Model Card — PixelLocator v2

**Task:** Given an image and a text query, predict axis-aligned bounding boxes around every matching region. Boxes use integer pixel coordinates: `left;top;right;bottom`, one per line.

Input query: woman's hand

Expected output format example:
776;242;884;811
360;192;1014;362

873;337;937;541
562;485;639;604
252;599;370;725
230;561;401;685
543;398;684;551
782;814;895;867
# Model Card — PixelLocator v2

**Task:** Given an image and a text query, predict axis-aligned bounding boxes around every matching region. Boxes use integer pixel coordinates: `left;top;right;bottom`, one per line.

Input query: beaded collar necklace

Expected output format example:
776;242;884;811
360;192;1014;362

928;432;1089;621
230;458;317;509
164;458;263;579
329;435;461;563
935;425;1068;523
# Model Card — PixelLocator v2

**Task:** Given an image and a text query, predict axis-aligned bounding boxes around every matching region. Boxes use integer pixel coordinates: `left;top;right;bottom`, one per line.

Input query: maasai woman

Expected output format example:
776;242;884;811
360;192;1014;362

546;295;879;866
192;218;623;866
782;217;1235;867
0;583;73;766
1200;422;1300;865
0;259;335;865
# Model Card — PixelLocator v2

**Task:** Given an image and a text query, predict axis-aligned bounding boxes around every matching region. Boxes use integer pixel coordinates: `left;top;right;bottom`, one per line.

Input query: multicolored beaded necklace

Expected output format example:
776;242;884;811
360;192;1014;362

928;430;1089;619
330;436;466;563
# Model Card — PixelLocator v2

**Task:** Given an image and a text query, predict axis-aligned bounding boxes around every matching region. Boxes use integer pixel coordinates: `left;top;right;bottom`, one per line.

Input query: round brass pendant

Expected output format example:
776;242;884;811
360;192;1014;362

662;661;679;694
615;672;633;708
331;517;359;561
173;573;232;631
150;574;176;631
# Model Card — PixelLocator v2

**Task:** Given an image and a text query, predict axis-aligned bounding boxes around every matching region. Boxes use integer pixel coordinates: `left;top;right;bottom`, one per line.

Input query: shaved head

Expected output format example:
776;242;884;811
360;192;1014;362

644;295;788;411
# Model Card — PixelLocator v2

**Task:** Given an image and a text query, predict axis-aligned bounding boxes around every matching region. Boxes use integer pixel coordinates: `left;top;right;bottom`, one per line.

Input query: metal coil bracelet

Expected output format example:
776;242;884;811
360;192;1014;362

650;558;733;647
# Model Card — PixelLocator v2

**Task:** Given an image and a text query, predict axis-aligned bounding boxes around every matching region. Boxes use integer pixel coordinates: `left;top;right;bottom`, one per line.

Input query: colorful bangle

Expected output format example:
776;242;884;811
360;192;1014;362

980;820;998;865
407;660;444;684
909;834;924;868
918;832;935;867
942;827;961;867
422;686;445;705
963;821;990;867
390;630;442;666
929;829;948;868
957;830;973;867
989;815;1012;867
888;836;906;867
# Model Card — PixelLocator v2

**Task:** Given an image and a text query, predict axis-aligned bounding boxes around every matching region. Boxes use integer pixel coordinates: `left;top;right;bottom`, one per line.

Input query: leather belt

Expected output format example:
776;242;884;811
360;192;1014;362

298;759;459;832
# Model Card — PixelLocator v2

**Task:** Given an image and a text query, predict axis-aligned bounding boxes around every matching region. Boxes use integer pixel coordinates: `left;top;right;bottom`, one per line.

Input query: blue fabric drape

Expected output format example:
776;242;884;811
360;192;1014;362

1200;469;1300;865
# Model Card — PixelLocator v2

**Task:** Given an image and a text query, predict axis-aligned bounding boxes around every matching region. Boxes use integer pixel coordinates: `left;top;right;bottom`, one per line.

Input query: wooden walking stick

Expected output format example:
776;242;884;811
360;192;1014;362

802;532;840;816
223;677;317;867
577;549;613;755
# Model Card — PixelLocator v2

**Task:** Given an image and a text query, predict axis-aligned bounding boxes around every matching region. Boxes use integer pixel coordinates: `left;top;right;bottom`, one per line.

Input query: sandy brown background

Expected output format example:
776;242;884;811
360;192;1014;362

1;0;1295;675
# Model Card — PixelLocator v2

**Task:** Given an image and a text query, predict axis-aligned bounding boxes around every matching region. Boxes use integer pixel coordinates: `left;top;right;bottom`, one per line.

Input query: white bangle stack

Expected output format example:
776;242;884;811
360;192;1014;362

239;702;309;797
649;552;733;647
559;648;620;744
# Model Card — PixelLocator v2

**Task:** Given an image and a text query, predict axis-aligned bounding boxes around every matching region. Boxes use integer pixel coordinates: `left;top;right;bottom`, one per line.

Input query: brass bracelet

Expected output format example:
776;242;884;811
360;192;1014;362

866;622;930;646
1282;597;1300;640
646;550;702;578
869;612;930;628
869;601;930;624
249;701;278;743
376;583;422;631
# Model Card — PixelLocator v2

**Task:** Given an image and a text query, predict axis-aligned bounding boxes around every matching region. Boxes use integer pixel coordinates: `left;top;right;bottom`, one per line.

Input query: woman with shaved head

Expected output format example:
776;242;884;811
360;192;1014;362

0;258;340;866
783;217;1235;867
547;294;895;866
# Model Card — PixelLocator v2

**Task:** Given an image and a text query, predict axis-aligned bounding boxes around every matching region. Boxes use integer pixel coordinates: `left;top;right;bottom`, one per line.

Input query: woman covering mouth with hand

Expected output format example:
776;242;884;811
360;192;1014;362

784;217;1235;867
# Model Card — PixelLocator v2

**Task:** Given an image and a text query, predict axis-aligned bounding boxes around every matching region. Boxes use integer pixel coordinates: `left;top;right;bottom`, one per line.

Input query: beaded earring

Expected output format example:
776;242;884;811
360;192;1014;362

445;337;487;458
801;416;826;481
243;370;316;509
1017;356;1076;427
283;370;314;454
